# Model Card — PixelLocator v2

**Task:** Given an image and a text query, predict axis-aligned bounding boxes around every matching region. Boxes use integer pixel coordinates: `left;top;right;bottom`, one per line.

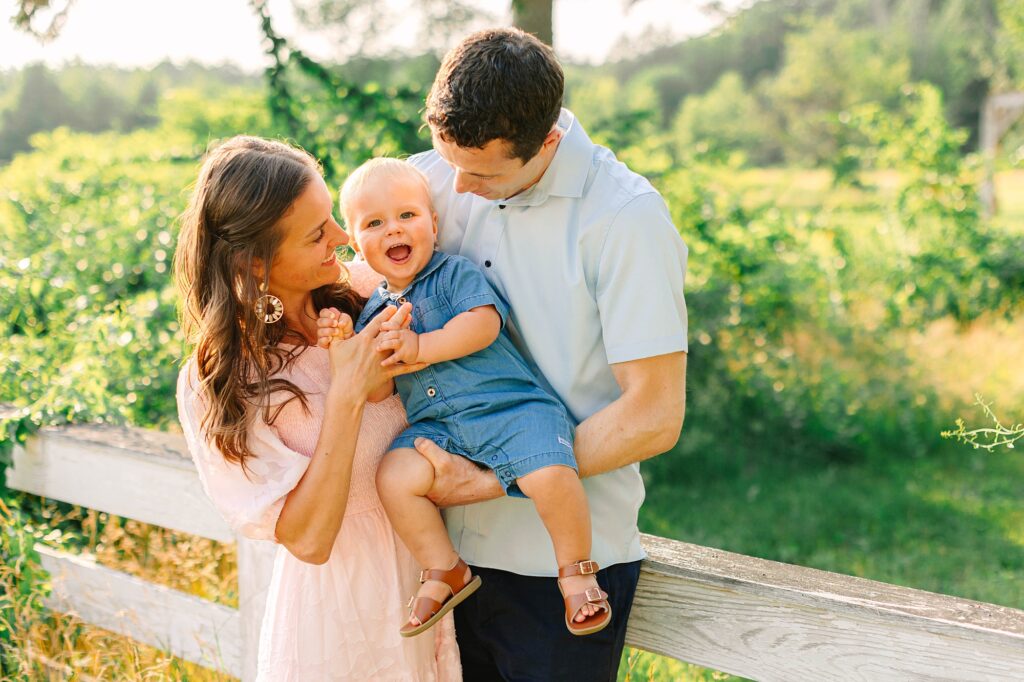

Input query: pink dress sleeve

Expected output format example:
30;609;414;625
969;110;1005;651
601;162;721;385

176;361;309;542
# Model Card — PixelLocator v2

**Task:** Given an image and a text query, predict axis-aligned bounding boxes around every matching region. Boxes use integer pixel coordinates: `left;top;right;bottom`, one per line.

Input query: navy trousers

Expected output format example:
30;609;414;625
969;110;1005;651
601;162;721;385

454;560;642;681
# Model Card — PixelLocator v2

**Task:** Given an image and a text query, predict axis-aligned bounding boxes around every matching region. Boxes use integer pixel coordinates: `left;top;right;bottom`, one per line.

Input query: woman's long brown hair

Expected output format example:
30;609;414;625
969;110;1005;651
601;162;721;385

174;136;364;469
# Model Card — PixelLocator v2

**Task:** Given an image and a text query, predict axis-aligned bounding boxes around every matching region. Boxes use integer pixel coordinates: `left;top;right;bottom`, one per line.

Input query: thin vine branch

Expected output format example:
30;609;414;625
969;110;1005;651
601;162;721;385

942;394;1024;451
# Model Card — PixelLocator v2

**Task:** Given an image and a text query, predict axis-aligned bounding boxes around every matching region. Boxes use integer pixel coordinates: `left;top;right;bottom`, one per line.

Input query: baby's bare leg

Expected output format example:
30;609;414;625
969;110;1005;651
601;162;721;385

376;447;470;624
516;466;600;622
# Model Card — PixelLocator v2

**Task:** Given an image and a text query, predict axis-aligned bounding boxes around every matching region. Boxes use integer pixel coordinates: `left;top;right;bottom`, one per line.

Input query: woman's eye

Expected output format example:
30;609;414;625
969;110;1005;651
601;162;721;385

314;228;325;242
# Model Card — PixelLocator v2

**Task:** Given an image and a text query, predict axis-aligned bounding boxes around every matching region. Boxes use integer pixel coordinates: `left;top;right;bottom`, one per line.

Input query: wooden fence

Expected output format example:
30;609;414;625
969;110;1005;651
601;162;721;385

6;424;1024;681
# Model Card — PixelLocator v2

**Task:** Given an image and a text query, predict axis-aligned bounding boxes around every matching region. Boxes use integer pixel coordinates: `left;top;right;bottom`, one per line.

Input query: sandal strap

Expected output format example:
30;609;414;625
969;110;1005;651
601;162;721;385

564;587;609;621
419;557;470;596
407;595;444;625
558;560;600;578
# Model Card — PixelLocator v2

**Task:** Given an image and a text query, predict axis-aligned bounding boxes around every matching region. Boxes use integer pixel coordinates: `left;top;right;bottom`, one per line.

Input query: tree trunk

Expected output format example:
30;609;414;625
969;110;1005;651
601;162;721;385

512;0;554;48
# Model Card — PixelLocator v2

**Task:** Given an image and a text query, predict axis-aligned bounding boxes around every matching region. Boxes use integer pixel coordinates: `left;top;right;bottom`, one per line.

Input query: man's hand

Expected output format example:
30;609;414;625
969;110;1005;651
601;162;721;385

415;438;504;508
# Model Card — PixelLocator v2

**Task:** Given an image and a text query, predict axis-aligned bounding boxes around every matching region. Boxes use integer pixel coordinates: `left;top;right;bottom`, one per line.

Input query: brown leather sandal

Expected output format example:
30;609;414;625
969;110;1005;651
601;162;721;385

400;557;482;638
557;559;612;636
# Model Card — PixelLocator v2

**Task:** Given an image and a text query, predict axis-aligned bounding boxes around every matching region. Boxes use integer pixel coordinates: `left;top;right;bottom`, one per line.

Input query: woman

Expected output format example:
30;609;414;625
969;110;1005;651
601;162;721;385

173;136;460;680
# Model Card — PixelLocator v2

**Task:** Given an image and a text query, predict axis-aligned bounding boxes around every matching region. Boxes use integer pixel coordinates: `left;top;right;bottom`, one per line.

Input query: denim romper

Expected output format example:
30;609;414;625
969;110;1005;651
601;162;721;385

354;251;576;497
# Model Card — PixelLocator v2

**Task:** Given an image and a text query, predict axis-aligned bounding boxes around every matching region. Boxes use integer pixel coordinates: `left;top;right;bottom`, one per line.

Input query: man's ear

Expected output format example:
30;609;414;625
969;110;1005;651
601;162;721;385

541;127;563;151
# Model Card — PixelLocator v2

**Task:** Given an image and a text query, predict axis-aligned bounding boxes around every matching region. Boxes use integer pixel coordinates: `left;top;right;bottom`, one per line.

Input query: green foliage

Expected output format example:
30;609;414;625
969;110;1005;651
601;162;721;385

0;63;69;161
0;127;198;469
835;83;1024;322
767;17;911;164
0;498;51;676
565;72;673;178
672;71;781;166
158;87;278;142
251;0;428;188
0;61;264;162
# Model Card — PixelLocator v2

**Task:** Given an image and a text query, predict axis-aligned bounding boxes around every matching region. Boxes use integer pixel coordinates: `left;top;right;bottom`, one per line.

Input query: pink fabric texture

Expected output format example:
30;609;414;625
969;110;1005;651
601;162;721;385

176;263;460;681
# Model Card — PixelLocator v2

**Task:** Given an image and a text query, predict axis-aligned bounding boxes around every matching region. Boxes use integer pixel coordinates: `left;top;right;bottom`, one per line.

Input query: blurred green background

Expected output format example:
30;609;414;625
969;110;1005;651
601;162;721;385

1;0;1022;679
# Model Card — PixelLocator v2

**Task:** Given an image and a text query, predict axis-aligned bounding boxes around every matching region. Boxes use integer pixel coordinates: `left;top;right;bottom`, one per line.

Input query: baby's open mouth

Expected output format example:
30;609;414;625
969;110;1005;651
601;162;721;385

387;244;412;263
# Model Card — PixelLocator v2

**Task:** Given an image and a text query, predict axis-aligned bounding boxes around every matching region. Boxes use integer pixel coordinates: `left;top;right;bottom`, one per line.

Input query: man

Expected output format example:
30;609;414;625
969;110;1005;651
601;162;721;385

409;27;688;681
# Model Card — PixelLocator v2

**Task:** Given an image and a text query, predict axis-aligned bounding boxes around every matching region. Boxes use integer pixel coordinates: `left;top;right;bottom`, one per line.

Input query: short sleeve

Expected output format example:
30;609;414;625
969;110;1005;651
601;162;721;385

445;256;510;324
176;362;310;542
596;192;689;364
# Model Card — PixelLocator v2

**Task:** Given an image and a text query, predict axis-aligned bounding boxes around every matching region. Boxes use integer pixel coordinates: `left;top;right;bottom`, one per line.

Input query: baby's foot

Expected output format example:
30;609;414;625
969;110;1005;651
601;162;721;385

406;562;474;626
558;573;604;622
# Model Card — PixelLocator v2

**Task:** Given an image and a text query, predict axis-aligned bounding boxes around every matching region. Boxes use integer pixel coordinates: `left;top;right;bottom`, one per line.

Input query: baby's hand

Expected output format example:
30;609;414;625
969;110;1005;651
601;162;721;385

377;328;420;367
380;301;414;332
316;307;354;349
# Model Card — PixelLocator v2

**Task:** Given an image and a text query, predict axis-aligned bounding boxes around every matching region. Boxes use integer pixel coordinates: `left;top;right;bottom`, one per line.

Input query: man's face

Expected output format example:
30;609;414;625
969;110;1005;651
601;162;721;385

431;130;559;201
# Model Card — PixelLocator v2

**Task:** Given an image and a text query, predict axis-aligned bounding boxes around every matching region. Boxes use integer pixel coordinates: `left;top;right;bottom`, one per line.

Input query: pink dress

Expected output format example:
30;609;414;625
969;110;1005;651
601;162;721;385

176;269;461;681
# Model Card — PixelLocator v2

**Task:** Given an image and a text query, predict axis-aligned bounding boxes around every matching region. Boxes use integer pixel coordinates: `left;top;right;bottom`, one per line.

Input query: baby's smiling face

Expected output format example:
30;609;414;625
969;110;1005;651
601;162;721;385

345;173;438;291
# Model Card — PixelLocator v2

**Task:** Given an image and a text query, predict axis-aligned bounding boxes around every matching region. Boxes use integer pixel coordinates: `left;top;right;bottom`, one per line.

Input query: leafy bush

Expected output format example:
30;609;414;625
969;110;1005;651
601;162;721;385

672;71;782;166
0;127;198;470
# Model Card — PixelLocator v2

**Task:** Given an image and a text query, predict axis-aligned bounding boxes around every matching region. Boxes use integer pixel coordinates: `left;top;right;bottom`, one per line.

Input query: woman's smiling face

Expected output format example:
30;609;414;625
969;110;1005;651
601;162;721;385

345;172;438;291
267;174;349;301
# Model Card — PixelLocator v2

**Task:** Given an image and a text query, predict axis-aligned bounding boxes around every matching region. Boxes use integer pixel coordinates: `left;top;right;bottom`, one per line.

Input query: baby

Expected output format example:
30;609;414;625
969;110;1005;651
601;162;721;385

318;158;611;639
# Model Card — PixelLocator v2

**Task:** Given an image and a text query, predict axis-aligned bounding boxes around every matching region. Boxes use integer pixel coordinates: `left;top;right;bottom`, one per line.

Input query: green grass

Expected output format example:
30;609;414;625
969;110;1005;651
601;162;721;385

642;443;1024;609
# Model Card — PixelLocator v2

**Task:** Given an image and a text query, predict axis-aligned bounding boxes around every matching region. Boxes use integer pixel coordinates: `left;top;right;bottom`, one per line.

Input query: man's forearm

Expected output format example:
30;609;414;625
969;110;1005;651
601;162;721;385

573;352;687;478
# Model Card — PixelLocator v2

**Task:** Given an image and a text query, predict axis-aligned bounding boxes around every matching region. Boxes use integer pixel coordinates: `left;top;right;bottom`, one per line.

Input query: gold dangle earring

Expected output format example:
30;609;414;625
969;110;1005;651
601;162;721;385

254;282;284;324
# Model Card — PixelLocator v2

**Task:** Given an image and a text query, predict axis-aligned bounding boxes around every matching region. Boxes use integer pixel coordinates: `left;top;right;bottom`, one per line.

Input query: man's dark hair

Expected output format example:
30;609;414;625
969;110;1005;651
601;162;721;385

426;27;564;163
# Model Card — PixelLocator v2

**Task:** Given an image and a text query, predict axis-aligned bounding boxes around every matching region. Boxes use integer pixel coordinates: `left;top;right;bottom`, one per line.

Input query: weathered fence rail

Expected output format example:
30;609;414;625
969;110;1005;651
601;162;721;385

7;424;1024;681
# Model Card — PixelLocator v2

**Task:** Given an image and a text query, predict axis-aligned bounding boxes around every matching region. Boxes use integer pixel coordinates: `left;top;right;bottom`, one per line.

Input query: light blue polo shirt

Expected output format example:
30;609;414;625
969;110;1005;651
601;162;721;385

410;108;688;576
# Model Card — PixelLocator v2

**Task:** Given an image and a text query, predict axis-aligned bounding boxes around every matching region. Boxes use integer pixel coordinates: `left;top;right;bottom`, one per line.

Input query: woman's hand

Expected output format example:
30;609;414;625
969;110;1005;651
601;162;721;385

326;304;426;402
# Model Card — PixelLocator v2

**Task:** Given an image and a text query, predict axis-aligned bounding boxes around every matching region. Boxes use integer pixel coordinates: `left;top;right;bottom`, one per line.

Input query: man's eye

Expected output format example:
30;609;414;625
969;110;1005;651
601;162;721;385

400;211;414;219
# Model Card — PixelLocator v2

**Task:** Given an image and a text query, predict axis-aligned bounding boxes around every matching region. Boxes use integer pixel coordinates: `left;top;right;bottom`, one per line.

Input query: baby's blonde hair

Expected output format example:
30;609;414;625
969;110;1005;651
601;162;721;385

339;157;433;230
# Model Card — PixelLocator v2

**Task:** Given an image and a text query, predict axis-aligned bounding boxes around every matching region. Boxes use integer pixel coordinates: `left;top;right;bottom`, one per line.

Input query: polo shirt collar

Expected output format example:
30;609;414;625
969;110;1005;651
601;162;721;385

500;108;593;207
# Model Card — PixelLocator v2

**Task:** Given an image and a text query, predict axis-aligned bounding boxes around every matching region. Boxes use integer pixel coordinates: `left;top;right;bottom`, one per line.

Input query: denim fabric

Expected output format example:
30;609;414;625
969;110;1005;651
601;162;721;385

355;251;576;497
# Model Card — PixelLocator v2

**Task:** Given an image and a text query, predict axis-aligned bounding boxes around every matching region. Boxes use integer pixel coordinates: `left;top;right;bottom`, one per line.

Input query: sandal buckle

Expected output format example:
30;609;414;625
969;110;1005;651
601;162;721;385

406;595;415;609
584;587;603;603
578;560;597;575
418;569;428;583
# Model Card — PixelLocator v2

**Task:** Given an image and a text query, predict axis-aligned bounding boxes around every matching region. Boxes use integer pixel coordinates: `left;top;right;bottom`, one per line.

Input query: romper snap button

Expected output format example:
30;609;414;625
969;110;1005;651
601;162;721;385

426;387;437;397
398;297;408;305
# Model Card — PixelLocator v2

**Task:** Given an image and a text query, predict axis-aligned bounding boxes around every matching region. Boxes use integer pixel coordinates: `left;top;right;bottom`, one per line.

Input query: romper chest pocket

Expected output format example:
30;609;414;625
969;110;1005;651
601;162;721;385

413;295;449;334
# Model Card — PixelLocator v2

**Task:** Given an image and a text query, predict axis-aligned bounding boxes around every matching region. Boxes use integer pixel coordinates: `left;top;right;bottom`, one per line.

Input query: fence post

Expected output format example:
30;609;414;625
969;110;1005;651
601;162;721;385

236;537;277;682
979;91;1024;216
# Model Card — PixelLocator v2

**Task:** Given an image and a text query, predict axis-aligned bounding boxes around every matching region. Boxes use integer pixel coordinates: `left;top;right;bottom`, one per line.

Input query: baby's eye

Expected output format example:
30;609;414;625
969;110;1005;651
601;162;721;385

367;218;383;228
400;211;414;219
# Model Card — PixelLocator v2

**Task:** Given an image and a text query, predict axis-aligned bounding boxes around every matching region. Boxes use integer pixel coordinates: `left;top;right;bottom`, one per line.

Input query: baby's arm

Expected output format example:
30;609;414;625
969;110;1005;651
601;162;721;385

378;305;501;367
